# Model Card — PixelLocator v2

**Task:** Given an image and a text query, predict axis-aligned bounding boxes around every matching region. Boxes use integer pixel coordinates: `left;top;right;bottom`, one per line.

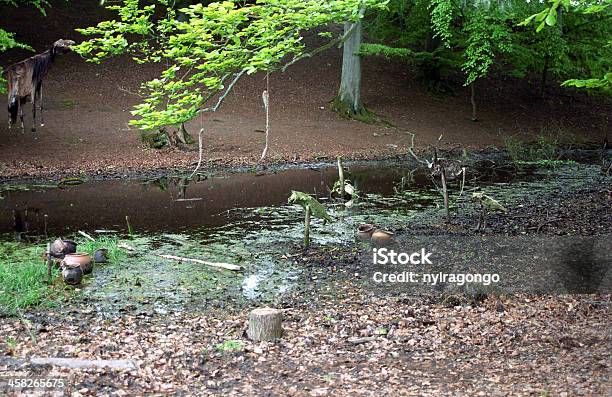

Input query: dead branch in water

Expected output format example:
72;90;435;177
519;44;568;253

158;254;242;271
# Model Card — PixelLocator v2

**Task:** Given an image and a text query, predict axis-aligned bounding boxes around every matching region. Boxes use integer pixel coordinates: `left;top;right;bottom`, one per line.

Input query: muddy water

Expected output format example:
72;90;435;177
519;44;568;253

0;165;414;237
0;157;608;312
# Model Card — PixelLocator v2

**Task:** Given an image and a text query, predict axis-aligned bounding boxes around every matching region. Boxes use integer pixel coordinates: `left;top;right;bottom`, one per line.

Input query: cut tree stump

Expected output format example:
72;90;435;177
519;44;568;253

247;307;283;341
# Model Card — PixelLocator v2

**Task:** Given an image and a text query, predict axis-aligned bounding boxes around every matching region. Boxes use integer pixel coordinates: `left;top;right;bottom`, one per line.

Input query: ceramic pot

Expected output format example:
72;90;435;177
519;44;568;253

93;248;108;263
356;224;375;242
61;263;83;285
50;239;77;258
64;253;93;275
371;229;395;246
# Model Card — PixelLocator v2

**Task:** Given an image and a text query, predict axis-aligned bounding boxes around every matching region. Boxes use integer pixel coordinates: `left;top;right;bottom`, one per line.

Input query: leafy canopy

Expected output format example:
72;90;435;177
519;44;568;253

75;0;388;130
520;0;611;91
361;0;611;92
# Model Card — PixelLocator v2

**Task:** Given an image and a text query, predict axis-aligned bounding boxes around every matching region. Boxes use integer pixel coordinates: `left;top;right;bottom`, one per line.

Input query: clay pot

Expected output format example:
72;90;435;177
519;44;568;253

371;229;395;247
61;263;83;285
63;253;93;275
356;224;376;241
50;239;77;258
93;248;109;264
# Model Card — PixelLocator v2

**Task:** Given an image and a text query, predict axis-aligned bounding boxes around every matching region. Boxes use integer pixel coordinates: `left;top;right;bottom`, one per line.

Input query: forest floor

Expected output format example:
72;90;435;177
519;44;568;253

0;0;610;180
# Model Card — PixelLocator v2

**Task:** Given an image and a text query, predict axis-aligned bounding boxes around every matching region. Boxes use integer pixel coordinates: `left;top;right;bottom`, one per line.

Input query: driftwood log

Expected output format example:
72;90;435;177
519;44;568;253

247;308;283;341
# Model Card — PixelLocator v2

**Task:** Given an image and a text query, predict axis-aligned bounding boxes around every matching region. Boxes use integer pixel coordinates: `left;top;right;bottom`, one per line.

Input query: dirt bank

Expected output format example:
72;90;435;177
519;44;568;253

1;0;610;180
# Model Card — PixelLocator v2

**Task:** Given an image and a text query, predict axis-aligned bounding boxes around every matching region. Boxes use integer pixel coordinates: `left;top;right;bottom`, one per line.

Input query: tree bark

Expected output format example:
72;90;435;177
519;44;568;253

247;308;283;342
540;56;549;99
336;17;364;116
470;82;478;121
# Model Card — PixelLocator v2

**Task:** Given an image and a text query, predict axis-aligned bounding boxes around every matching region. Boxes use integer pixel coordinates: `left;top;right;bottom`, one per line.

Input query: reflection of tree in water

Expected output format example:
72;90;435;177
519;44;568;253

146;174;210;201
13;208;46;242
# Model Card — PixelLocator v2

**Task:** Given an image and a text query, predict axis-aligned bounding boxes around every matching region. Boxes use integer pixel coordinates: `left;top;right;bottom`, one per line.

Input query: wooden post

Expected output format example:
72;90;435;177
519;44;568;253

247;308;283;342
337;156;345;198
440;167;450;222
304;204;311;248
46;243;52;281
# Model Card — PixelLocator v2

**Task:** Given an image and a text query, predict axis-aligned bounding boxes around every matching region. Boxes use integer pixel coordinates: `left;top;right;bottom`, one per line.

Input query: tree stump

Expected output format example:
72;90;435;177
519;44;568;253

247;308;283;342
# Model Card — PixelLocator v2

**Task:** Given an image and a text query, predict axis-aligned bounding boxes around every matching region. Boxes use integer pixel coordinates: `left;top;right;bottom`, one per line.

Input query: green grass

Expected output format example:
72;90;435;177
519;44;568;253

504;134;559;164
78;236;127;263
215;340;245;352
0;242;63;316
0;236;126;316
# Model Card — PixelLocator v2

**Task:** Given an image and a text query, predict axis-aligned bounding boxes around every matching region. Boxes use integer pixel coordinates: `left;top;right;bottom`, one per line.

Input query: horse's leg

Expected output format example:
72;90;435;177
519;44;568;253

32;91;37;132
19;100;25;132
38;82;44;127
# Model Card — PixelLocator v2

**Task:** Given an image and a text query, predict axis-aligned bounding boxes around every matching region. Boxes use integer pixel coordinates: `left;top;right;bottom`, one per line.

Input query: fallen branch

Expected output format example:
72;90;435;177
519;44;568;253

29;357;137;370
347;336;378;345
117;243;135;251
78;230;95;242
174;198;203;202
158;254;242;271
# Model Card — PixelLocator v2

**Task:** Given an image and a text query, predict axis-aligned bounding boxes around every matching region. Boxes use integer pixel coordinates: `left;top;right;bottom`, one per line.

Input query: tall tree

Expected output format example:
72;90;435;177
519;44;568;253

333;7;367;118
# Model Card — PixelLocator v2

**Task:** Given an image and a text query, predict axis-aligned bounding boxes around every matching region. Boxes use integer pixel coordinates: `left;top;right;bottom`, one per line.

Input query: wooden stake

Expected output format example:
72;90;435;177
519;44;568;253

304;204;311;248
46;243;52;281
247;307;283;341
337;156;345;197
440;167;450;222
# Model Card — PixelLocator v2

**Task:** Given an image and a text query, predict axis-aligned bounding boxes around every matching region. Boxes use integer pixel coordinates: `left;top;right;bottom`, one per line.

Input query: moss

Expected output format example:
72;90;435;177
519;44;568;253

331;96;382;124
141;130;169;149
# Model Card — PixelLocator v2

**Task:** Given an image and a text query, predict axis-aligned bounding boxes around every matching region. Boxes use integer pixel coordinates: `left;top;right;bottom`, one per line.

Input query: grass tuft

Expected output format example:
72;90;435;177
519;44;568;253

0;242;62;316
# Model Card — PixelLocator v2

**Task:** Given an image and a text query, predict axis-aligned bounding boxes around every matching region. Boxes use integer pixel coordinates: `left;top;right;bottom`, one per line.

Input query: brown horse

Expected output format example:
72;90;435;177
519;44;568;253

5;39;74;132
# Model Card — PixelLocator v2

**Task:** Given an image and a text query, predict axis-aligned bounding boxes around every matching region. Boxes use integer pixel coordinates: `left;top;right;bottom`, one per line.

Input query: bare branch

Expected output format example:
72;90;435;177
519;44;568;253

201;70;246;113
281;7;366;72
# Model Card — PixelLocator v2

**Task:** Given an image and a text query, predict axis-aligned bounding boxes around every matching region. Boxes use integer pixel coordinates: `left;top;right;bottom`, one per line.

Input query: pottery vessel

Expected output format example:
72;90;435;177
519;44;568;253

50;239;77;258
370;229;395;246
61;263;83;285
93;248;109;263
356;224;375;241
64;253;93;275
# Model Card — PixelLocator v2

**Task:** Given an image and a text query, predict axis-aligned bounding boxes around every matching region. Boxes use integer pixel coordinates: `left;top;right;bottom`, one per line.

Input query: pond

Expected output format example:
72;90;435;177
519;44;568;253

0;152;609;313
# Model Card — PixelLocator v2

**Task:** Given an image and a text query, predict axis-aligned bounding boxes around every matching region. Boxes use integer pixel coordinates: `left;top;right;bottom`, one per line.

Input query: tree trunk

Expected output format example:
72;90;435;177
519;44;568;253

470;82;478;121
247;308;283;342
540;56;549;99
335;18;364;116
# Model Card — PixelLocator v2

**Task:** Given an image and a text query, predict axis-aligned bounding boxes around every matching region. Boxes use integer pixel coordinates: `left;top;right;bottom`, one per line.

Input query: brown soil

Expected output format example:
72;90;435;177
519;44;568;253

1;1;609;180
